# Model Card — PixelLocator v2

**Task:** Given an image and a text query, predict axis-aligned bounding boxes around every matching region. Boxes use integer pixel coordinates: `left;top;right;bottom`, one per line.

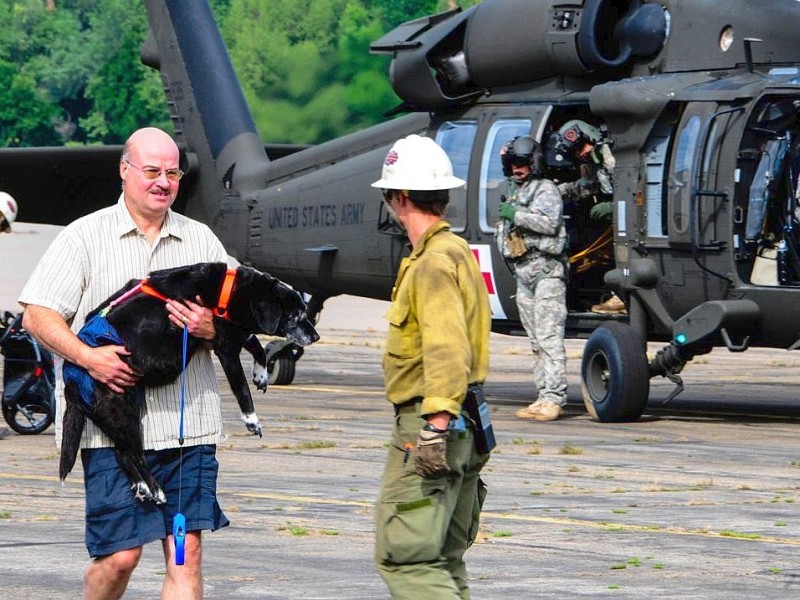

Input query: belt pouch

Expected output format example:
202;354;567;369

463;384;496;454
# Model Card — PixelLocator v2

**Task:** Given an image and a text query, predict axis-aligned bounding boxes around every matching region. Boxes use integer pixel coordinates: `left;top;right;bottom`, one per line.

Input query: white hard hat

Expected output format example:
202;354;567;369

371;134;465;191
0;192;17;232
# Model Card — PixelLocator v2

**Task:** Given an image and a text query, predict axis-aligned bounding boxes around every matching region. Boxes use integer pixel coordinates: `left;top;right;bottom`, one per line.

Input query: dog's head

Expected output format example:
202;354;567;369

245;269;319;346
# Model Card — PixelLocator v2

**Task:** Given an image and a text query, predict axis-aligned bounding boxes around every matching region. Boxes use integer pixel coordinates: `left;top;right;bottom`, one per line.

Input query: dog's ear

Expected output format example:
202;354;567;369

253;295;284;334
247;270;284;334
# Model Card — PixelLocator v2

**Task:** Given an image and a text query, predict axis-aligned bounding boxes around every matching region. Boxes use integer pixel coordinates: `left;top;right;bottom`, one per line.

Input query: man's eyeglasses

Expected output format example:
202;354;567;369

124;160;184;182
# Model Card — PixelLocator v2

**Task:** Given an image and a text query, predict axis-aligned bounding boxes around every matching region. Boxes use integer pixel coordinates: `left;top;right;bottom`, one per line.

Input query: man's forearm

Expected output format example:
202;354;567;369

22;305;87;366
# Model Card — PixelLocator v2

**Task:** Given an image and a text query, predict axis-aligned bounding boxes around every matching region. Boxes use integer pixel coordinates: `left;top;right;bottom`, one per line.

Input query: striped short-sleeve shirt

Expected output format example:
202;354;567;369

19;195;229;451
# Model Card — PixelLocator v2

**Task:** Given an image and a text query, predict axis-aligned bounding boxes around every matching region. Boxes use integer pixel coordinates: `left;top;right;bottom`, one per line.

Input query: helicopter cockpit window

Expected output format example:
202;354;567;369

436;121;477;233
479;119;533;233
670;115;701;236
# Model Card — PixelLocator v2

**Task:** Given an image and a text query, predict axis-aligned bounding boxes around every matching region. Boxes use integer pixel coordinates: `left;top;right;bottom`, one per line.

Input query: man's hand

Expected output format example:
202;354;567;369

497;202;517;222
166;296;216;340
83;345;138;394
590;201;613;223
414;427;450;478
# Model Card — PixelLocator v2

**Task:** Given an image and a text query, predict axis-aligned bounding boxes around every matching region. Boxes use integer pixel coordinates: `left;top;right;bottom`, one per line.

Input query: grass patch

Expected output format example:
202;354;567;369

511;438;541;446
492;530;513;538
296;440;336;450
559;445;583;455
719;530;761;540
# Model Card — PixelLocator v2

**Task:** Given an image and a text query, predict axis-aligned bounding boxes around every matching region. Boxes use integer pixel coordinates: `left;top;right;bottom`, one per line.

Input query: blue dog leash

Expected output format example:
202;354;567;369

172;324;189;566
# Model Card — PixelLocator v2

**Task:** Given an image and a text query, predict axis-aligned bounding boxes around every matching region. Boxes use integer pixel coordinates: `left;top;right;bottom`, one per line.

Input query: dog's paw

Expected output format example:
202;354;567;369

252;361;269;392
131;481;167;505
153;488;167;506
242;412;263;438
132;481;153;503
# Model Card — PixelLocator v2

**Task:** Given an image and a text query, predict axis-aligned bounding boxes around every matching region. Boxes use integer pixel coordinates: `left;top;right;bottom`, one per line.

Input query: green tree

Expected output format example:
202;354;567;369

79;3;170;144
365;0;439;29
0;0;168;146
222;0;400;143
0;62;59;146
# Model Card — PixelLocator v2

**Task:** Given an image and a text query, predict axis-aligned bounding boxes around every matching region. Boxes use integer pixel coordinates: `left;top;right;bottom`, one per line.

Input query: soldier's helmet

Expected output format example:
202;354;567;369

501;135;544;178
545;119;601;169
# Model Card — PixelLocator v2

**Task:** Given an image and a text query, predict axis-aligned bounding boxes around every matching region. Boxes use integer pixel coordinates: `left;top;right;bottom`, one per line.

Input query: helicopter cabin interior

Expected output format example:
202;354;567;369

733;95;800;288
433;104;617;316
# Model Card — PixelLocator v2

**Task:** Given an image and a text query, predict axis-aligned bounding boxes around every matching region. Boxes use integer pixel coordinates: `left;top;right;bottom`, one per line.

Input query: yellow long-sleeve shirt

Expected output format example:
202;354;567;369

383;221;491;417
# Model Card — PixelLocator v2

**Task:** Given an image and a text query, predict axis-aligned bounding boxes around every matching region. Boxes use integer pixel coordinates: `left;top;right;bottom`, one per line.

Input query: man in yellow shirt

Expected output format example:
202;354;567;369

371;134;493;599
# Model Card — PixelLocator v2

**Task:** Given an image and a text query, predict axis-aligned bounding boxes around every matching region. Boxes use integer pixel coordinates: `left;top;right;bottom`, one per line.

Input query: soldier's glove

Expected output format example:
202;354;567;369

590;201;613;223
497;202;517;222
414;426;450;478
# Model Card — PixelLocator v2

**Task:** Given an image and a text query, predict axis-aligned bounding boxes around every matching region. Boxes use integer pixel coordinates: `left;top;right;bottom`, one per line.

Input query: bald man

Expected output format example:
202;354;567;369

20;127;229;599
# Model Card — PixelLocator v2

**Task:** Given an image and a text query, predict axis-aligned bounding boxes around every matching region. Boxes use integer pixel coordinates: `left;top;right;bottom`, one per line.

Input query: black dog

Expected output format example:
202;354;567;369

59;262;319;504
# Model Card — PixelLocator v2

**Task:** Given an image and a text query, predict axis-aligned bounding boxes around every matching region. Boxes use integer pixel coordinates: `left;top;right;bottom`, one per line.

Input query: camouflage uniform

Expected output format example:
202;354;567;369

496;177;568;407
558;142;615;208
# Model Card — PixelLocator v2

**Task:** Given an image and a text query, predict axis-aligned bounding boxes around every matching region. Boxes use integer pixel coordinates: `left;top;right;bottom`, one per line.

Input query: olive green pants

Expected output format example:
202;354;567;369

375;404;489;599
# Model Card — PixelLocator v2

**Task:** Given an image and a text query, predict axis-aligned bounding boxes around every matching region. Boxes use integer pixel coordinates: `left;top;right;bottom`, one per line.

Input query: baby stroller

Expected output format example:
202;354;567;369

0;311;55;434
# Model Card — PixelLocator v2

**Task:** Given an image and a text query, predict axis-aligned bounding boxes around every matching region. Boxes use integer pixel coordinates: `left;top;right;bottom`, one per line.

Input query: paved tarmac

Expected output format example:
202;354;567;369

1;224;800;599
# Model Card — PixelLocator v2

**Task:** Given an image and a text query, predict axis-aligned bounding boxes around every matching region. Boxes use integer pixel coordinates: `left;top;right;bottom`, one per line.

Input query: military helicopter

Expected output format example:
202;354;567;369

4;0;800;423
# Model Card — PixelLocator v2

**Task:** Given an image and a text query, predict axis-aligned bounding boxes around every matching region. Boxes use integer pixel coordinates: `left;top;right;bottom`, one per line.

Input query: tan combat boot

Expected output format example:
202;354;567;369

515;400;563;421
590;293;627;315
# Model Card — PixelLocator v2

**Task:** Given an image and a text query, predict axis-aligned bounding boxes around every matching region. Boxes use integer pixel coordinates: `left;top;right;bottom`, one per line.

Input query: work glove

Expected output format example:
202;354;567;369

414;428;450;478
497;202;517;222
590;201;613;223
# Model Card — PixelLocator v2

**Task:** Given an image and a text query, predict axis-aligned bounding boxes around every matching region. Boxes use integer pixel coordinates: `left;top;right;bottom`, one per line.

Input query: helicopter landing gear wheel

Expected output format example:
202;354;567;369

268;355;296;386
581;322;649;422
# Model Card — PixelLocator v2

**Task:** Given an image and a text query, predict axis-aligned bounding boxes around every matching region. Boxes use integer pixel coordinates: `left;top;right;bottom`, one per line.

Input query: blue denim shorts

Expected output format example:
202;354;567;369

81;444;229;558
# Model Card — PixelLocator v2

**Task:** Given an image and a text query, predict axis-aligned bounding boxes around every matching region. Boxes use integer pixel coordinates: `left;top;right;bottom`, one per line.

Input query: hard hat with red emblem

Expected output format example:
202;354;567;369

0;191;17;232
371;134;465;191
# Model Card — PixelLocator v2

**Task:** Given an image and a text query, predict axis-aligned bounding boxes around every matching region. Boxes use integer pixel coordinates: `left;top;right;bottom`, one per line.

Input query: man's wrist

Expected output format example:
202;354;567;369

422;422;448;434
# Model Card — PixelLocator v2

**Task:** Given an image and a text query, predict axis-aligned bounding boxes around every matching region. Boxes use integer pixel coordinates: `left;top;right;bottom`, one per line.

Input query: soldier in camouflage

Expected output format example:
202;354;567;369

547;119;615;215
495;135;568;421
547;119;626;315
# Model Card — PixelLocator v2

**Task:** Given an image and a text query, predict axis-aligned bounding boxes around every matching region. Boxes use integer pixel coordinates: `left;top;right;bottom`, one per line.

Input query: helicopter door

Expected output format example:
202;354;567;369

668;103;738;249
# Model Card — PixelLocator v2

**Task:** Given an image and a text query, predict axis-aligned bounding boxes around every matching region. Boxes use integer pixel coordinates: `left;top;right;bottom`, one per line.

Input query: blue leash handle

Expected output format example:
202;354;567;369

173;325;189;566
173;512;186;565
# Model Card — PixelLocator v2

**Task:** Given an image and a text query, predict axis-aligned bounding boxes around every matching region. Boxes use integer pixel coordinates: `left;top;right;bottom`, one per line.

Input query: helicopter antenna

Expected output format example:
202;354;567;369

743;37;762;73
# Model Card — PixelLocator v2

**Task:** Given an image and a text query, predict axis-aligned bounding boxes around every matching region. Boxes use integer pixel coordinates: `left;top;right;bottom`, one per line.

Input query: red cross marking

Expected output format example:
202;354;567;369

471;248;495;294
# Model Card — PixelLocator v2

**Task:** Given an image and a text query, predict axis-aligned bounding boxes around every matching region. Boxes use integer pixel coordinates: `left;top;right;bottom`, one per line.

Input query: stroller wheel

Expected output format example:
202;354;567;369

2;401;53;435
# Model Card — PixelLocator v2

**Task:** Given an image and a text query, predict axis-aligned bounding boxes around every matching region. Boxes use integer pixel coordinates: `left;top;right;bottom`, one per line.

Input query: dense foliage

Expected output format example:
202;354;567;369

0;0;478;146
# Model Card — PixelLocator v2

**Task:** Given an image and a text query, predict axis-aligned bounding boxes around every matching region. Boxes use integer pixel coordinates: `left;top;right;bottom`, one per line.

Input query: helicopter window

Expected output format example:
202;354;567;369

644;113;678;239
670;115;701;235
479;119;533;233
436;121;477;232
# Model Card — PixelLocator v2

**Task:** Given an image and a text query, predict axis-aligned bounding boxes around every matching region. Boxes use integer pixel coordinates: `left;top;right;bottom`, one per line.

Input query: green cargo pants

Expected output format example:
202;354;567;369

375;402;489;599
